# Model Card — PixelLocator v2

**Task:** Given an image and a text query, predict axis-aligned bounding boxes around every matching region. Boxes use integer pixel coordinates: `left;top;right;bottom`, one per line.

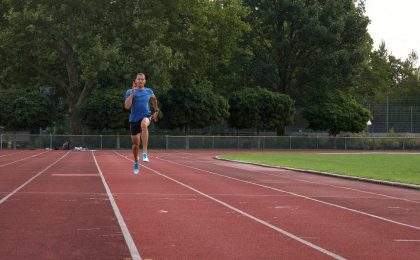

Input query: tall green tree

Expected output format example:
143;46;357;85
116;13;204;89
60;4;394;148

228;87;294;135
80;88;128;134
390;51;420;98
355;43;420;101
304;90;372;136
0;0;178;133
242;0;371;103
0;88;55;130
159;83;229;133
1;0;248;133
354;42;394;100
161;0;250;94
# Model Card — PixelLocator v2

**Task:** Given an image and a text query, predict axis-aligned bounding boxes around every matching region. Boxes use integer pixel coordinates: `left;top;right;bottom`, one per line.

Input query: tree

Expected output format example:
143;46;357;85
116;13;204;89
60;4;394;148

355;43;420;101
80;88;128;134
228;87;294;135
242;0;371;103
161;0;250;94
0;88;55;130
158;83;229;133
354;42;394;100
0;0;178;133
304;91;372;136
390;51;420;98
0;0;249;133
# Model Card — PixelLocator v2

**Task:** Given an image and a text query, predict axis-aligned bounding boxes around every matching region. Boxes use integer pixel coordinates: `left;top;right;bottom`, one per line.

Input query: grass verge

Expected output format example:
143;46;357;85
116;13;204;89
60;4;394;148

219;153;420;185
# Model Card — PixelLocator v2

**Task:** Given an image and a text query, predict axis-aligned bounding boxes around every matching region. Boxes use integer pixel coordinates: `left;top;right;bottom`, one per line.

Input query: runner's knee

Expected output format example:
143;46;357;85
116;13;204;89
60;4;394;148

141;121;149;131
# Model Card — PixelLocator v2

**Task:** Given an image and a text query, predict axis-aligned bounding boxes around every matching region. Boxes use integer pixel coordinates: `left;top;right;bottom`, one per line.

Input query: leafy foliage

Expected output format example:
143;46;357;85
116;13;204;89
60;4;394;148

304;91;372;135
158;83;229;132
228;87;294;135
0;88;55;130
1;0;419;135
242;0;372;103
354;42;394;99
80;88;128;134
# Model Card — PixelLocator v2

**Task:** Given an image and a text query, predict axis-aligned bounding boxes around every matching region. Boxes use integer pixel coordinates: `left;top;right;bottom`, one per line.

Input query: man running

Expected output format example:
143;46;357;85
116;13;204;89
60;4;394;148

124;73;159;174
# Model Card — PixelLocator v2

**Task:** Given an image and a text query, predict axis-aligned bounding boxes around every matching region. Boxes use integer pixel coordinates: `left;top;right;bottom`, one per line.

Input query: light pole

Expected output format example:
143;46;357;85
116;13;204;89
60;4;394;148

366;120;372;136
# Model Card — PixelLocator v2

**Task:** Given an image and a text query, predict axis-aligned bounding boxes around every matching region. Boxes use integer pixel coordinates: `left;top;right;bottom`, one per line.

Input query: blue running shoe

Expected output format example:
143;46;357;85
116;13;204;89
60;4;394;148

142;152;149;162
133;162;139;174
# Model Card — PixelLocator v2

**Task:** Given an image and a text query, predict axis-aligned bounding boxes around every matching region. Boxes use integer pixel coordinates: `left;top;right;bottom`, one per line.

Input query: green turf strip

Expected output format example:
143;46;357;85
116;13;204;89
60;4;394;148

220;153;420;185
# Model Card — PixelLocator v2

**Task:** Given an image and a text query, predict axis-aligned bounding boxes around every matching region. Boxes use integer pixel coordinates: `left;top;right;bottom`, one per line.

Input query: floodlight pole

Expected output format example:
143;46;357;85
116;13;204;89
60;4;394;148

367;120;372;136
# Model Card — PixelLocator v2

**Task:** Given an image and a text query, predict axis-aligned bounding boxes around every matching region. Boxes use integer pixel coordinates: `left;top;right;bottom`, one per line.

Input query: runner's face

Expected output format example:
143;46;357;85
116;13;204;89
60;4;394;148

135;75;146;87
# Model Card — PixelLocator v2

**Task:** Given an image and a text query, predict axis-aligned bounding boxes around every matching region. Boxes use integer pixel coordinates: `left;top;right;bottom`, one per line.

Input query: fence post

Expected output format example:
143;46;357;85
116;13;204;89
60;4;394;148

386;96;389;132
237;136;239;150
0;134;2;150
345;137;347;150
289;136;292;150
411;106;413;133
262;136;265;150
165;135;169;150
186;136;189;150
50;134;52;150
100;135;103;150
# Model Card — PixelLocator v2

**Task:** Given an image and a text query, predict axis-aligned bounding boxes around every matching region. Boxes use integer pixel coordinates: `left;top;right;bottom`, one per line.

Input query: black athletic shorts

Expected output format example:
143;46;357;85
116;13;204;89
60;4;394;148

130;115;151;135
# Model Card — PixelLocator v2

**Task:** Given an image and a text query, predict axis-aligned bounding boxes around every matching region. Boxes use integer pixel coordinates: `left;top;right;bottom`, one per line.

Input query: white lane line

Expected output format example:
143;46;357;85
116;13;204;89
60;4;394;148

115;152;345;260
177;152;420;204
51;174;99;177
394;239;420;242
0;151;71;204
0;151;49;168
92;151;141;260
257;170;420;204
155;156;420;231
318;152;420;155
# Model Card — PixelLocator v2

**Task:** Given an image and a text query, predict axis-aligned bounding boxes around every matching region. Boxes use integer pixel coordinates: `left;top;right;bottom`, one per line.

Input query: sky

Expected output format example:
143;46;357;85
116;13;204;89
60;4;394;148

364;0;420;60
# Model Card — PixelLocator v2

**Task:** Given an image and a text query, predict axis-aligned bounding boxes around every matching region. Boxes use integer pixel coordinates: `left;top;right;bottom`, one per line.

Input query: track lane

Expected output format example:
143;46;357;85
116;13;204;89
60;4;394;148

0;151;132;259
3;150;418;259
163;151;420;225
0;150;48;166
0;150;25;158
0;151;68;199
140;150;420;259
193;161;420;228
98;151;336;259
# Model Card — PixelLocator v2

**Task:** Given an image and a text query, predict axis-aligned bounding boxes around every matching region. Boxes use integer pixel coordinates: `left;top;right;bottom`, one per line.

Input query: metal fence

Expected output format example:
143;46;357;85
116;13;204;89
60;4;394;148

364;98;420;133
285;97;420;135
2;134;420;150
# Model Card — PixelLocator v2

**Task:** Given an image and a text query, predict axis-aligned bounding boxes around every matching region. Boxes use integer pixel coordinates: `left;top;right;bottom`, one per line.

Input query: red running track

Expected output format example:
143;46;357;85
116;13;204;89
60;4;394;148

1;150;419;259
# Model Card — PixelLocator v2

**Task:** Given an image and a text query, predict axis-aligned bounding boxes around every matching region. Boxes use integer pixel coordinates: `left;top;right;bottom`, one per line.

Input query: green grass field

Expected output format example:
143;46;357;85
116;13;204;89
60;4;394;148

220;153;420;185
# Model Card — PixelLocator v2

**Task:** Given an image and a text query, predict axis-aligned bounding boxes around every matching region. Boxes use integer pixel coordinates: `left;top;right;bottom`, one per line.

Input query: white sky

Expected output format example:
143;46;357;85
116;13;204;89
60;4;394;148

364;0;420;60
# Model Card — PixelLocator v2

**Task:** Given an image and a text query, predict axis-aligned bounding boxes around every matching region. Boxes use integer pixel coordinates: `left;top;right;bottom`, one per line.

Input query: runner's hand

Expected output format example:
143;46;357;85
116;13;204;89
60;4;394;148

131;81;136;94
152;111;159;121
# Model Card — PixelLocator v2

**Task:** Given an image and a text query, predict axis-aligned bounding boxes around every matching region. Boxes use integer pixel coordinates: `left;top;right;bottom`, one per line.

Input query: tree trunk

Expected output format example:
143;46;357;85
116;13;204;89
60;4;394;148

60;39;87;134
69;106;82;134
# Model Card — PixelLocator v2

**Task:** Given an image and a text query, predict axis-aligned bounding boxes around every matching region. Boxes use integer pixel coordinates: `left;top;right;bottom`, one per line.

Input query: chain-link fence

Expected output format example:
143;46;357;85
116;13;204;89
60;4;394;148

363;97;420;133
284;97;420;135
1;134;420;150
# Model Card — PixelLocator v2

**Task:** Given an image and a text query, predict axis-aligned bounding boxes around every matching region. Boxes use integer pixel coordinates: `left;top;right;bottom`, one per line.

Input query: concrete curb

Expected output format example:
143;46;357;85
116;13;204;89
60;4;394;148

214;156;420;191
